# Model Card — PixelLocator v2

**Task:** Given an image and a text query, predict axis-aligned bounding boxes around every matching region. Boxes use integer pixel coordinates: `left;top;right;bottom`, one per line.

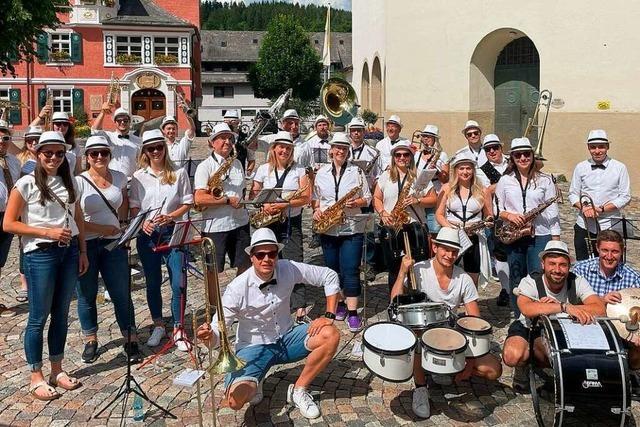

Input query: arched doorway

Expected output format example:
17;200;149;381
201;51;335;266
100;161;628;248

494;37;540;145
361;62;370;110
371;57;382;119
131;89;166;121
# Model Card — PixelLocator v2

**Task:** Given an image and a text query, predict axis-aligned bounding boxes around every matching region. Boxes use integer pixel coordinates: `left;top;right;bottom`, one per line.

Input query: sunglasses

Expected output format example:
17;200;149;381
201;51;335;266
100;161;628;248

252;250;278;260
512;151;532;159
466;131;480;137
115;118;130;124
40;150;65;159
144;144;165;153
88;149;111;158
394;152;412;158
484;145;501;152
0;136;11;143
25;138;38;145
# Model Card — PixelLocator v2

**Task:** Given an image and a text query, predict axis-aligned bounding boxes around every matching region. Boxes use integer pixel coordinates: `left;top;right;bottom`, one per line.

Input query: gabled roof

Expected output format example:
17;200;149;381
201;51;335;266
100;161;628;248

102;0;191;27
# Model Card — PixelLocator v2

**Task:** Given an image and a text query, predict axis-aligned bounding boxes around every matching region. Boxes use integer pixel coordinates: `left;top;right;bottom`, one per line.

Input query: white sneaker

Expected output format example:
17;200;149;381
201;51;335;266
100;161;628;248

412;386;430;418
147;326;166;347
249;380;263;405
287;384;320;419
174;330;192;352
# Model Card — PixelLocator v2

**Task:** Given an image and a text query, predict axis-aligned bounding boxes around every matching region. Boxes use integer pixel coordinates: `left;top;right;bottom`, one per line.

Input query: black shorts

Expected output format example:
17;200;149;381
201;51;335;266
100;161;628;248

458;233;480;274
0;212;14;268
507;319;542;342
204;224;251;273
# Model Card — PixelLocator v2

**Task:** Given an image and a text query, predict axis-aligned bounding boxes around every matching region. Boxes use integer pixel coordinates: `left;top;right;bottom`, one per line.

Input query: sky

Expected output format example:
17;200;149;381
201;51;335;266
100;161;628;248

213;0;352;11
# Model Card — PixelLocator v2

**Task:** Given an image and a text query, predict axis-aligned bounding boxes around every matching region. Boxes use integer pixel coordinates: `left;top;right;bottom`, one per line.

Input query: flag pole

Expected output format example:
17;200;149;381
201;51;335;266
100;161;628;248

322;3;331;83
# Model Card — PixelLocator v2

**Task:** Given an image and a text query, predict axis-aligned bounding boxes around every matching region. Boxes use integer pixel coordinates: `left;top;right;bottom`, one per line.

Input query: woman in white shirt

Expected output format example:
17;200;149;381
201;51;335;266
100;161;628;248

30;108;82;175
75;136;141;365
312;133;371;332
494;138;560;315
251;131;311;323
130;129;193;351
3;131;89;401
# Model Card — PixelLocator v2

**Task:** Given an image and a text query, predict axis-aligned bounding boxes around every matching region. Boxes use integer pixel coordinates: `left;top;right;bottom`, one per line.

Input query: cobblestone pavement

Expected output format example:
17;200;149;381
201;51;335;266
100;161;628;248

1;141;640;426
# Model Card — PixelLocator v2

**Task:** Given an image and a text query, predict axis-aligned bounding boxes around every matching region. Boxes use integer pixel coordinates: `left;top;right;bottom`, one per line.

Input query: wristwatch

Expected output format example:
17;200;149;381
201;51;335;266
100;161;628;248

560;302;567;313
324;312;336;320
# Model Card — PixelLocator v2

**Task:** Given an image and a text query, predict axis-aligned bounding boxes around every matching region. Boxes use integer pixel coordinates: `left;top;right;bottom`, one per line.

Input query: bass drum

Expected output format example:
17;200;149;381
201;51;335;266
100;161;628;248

380;222;430;264
531;315;630;427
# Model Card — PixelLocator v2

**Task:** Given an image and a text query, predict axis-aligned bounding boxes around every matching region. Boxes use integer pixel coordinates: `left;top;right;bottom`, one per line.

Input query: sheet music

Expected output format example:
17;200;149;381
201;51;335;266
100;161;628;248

558;318;609;350
168;221;199;247
415;168;437;192
457;228;473;257
312;147;330;164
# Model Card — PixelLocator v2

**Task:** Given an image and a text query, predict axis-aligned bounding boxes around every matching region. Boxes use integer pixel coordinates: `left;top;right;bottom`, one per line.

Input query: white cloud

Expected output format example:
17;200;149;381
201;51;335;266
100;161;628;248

214;0;352;11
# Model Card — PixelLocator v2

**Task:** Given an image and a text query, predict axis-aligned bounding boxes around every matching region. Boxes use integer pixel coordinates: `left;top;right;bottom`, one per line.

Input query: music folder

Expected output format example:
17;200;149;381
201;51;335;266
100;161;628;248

240;187;286;206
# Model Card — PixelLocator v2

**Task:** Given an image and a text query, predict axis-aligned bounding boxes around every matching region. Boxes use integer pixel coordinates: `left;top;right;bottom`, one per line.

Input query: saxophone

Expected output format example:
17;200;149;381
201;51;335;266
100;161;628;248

194;153;238;212
495;195;560;244
249;182;309;228
388;173;416;234
312;176;363;234
463;219;494;235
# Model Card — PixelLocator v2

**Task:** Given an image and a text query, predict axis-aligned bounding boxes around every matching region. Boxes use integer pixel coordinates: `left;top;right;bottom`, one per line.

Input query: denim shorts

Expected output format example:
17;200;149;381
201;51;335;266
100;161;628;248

224;323;311;390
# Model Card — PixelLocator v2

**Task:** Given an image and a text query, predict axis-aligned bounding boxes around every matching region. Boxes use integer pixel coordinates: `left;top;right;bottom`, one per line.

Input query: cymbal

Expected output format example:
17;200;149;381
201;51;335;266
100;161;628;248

606;288;640;338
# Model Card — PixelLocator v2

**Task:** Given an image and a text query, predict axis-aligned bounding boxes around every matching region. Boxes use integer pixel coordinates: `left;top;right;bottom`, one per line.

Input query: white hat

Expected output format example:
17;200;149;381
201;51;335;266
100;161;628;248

433;227;462;250
420;124;439;138
450;151;477;168
314;115;330;127
347;117;366;130
113;108;131;121
223;109;240;120
161;116;178;129
244;228;285;255
141;129;166;147
390;140;414;155
462;120;482;135
36;131;71;151
281;109;300;121
482;134;502;148
51;112;70;123
387;114;403;128
329;132;351;147
539;240;570;260
509;137;534;153
587;129;609;144
209;123;235;141
272;131;294;146
0;120;10;133
84;135;111;153
24;125;43;138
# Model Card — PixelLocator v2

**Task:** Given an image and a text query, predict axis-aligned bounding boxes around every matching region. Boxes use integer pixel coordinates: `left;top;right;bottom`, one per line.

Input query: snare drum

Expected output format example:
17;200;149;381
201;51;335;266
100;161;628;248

394;302;449;329
455;316;493;358
531;315;630;427
362;322;417;382
420;327;468;374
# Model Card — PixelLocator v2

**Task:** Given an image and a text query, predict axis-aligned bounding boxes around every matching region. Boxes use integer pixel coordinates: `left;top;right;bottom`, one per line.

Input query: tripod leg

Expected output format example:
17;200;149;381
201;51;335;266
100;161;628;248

131;388;177;419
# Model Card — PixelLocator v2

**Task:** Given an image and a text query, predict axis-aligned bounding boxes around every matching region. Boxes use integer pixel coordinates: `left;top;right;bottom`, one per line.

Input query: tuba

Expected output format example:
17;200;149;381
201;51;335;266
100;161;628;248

243;88;291;149
524;89;552;161
320;78;358;126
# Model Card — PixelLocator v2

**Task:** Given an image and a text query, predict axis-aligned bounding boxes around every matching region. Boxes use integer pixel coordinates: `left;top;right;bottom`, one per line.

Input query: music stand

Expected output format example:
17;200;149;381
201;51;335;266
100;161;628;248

609;216;640;263
239;187;285;206
95;207;176;421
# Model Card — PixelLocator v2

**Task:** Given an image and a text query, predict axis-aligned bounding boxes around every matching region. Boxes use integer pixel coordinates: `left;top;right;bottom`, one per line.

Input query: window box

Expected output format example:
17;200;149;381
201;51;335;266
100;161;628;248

116;53;142;65
154;54;179;65
102;0;115;6
49;50;71;62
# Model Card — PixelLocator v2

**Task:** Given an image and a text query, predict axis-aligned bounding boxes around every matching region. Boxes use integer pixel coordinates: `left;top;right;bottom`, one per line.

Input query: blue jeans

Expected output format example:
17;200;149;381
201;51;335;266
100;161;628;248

425;207;441;235
23;240;79;371
506;234;552;316
137;227;186;327
320;233;363;298
76;238;136;337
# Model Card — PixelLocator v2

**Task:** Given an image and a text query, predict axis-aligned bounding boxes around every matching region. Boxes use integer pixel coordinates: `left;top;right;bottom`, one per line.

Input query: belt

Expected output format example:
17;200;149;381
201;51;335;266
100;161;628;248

36;236;78;250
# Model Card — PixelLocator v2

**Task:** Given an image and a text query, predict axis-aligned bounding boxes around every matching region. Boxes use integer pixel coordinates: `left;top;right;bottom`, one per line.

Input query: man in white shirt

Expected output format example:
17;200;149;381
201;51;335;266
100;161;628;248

502;240;605;391
197;228;340;419
375;114;407;172
348;116;379;188
391;227;502;419
91;104;141;179
224;109;256;176
568;129;631;261
256;109;312;169
306;115;333;170
159;112;195;169
455;120;487;166
194;123;251;275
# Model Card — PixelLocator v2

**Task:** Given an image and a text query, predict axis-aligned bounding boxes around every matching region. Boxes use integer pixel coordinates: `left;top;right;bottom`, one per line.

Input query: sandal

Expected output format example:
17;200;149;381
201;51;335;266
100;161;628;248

29;380;60;401
49;372;82;391
16;289;28;303
0;303;16;318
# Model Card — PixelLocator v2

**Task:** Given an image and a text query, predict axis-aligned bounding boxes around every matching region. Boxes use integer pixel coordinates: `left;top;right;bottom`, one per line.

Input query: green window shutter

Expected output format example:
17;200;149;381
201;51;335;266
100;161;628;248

38;89;47;110
36;33;49;63
8;50;19;63
70;33;82;63
8;89;21;124
72;89;84;117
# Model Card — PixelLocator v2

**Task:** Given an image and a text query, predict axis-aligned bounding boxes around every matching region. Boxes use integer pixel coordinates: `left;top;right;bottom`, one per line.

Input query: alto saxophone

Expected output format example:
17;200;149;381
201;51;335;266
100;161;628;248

249;182;309;228
194;153;237;212
388;173;416;234
495;195;560;244
312;175;363;234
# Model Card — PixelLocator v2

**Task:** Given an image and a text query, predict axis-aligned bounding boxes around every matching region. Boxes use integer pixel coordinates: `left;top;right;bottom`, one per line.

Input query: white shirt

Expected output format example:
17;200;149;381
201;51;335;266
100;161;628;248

167;135;194;169
377;170;425;223
568;157;631;233
65;144;82;174
495;172;561;236
410;259;479;311
313;163;372;236
14;174;80;253
350;142;380;188
515;274;596;327
306;133;333;169
375;136;408;172
129;167;193;219
414;149;449;194
253;163;307;218
76;170;126;240
0;181;7;214
455;145;488;167
194;153;249;233
445;192;484;225
95;130;142;179
257;133;312;169
210;259;340;351
0;153;21;211
476;156;509;188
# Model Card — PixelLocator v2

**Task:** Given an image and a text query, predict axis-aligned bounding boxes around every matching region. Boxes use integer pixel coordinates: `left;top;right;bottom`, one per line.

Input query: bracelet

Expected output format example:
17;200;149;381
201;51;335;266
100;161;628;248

225;197;230;205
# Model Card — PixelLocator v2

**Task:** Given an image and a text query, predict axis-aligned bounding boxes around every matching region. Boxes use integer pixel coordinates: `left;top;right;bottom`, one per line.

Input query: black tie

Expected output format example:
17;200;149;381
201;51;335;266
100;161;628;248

391;139;399;145
320;139;328;145
259;278;277;290
118;134;130;139
591;164;606;170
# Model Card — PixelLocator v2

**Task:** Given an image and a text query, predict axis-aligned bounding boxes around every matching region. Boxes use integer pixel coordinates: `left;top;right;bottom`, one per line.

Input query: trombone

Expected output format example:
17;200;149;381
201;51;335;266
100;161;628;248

524;89;552;160
176;90;197;120
579;192;601;258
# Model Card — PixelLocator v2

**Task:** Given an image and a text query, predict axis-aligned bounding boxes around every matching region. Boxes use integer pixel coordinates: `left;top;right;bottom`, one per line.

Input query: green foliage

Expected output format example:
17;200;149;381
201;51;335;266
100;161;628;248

201;1;351;32
248;14;322;101
361;109;378;125
285;97;319;120
0;0;68;76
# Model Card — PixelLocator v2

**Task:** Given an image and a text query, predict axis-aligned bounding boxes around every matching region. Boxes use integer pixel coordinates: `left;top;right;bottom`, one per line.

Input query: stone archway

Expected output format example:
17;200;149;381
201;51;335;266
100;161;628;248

371;57;382;119
361;62;370;110
119;67;178;118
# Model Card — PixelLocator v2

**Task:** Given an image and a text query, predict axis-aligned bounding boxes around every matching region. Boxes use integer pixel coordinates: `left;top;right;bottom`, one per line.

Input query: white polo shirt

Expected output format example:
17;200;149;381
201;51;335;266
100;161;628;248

129;167;193;219
167;135;194;169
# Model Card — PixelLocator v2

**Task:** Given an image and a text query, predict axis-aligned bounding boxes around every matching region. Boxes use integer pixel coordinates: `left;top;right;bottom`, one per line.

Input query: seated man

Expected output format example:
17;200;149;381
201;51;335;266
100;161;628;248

573;229;640;368
502;240;606;391
198;228;340;419
390;227;502;419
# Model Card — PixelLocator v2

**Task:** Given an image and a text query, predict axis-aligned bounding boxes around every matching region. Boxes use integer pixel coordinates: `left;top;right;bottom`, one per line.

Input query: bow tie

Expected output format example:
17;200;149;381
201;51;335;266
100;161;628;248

352;145;363;152
391;140;399;145
118;134;130;139
259;278;277;290
591;164;606;170
319;139;328;145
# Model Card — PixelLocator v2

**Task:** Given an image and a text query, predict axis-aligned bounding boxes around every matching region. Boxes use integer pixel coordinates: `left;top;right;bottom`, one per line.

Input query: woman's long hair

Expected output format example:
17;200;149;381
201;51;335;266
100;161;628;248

17;146;35;165
504;150;542;187
267;143;294;174
138;143;177;185
389;150;416;183
448;161;484;203
54;123;76;149
35;153;76;206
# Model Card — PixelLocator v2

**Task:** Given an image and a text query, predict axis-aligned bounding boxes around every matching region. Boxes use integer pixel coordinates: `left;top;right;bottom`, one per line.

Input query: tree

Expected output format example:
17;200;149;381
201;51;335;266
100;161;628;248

0;0;68;76
248;14;322;102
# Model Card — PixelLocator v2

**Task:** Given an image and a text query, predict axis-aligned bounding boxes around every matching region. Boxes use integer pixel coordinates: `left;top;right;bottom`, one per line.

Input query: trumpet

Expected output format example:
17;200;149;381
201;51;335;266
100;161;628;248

43;88;54;131
176;90;197;120
579;192;601;258
106;72;120;106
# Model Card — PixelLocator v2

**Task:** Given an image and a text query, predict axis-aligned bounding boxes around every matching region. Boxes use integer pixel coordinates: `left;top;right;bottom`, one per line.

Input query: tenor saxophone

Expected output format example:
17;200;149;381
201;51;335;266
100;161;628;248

388;173;416;234
194;153;237;212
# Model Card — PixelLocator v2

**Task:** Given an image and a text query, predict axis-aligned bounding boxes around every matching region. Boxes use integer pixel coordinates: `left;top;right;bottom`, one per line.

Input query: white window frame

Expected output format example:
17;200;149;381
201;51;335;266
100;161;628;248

46;29;74;65
115;35;143;60
104;31;191;67
153;36;180;58
50;33;71;55
50;88;74;114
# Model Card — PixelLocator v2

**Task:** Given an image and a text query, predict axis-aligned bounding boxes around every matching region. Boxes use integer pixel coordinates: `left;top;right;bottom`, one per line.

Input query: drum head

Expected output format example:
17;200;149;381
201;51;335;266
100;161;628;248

363;322;417;354
456;316;492;335
421;327;467;354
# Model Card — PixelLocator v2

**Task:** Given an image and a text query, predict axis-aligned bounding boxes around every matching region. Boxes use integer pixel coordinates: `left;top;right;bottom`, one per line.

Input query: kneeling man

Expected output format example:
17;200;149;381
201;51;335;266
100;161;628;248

502;240;605;391
198;228;340;419
391;227;502;419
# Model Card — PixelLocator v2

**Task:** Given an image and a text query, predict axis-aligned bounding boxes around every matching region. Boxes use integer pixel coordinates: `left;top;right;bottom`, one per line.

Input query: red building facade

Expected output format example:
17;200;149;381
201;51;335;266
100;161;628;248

0;0;201;133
